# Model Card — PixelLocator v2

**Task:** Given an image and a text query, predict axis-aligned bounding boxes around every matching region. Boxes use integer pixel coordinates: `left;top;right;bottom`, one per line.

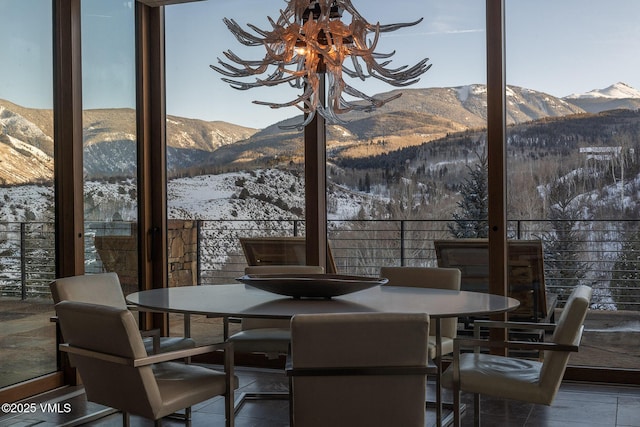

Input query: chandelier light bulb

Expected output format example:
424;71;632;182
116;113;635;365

211;0;432;130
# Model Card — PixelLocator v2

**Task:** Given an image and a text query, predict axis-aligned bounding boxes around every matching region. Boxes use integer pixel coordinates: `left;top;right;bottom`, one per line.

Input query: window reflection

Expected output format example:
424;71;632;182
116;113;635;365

0;0;56;388
81;0;138;296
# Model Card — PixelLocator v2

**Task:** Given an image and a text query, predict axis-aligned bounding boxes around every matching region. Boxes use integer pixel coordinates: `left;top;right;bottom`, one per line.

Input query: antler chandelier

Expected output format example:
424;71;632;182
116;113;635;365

210;0;432;130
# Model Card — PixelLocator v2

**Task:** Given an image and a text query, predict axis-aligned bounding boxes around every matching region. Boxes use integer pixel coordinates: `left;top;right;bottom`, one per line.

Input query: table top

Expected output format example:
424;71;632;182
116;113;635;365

127;284;520;319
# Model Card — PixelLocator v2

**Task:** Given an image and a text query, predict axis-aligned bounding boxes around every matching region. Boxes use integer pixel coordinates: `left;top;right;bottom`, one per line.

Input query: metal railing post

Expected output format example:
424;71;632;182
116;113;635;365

196;220;202;286
400;220;406;266
20;222;27;300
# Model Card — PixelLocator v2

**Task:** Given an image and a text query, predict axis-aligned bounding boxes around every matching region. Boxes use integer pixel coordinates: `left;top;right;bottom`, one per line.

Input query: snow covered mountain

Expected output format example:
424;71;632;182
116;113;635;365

564;82;640;113
566;82;640;99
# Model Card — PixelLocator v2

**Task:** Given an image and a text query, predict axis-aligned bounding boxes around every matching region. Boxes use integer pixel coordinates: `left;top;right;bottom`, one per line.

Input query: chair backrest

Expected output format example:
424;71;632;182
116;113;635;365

55;300;162;419
434;239;549;320
380;266;461;339
539;285;592;403
290;312;429;427
240;236;338;273
50;272;127;309
242;265;324;330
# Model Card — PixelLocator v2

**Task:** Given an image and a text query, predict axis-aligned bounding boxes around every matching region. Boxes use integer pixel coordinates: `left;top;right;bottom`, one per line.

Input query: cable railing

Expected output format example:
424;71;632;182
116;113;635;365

1;218;639;311
197;218;640;310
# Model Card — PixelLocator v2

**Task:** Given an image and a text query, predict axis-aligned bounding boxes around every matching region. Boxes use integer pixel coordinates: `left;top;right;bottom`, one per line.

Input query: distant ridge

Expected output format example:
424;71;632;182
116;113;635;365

2;82;640;184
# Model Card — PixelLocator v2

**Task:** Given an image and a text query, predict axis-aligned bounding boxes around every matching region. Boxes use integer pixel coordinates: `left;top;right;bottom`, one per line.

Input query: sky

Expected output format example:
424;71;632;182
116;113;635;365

1;0;640;129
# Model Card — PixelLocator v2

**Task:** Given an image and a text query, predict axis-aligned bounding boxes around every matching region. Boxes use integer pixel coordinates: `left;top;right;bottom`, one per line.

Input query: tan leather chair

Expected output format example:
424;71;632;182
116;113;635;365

287;312;432;427
227;265;324;355
55;300;236;427
380;267;461;359
442;285;593;427
50;272;195;354
380;266;461;421
228;264;324;412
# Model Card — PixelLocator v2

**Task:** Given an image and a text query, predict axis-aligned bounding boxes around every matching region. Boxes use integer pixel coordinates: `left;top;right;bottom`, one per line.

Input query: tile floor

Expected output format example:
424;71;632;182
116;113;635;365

0;366;638;427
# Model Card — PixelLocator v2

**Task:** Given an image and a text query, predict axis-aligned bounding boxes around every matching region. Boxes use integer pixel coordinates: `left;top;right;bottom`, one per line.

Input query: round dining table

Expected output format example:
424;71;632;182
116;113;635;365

127;282;519;427
127;283;519;320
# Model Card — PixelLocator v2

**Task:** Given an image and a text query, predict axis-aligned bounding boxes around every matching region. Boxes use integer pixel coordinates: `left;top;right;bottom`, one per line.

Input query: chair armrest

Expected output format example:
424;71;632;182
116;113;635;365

59;341;234;368
133;342;232;366
473;319;557;333
127;305;192;338
140;328;161;353
453;337;581;354
139;328;161;337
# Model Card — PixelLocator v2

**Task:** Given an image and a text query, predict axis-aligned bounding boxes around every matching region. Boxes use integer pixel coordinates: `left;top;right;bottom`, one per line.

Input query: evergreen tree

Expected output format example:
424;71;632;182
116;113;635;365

448;151;488;238
611;228;640;311
364;172;371;193
541;178;590;299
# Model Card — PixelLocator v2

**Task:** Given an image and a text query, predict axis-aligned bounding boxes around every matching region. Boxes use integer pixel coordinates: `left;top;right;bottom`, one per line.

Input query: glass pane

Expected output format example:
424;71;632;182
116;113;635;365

166;1;303;292
164;1;486;341
165;0;487;274
506;0;640;369
82;0;138;296
0;0;56;388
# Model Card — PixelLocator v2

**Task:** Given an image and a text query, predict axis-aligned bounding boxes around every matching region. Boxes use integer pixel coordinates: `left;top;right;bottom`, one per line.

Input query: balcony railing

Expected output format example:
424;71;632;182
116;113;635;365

1;219;639;311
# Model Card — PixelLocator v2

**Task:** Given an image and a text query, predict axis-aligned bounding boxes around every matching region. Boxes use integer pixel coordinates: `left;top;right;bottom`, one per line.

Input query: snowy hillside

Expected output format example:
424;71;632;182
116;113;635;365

0;168;382;224
168;168;380;221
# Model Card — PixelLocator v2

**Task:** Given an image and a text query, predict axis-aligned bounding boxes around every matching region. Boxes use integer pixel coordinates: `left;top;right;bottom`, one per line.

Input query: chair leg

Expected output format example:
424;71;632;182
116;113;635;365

225;361;235;426
225;393;234;427
289;376;295;427
452;388;461;427
474;393;480;427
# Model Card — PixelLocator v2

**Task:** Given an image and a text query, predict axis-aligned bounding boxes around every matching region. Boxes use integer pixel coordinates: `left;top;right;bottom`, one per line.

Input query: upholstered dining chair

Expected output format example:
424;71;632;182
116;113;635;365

379;266;461;419
442;284;593;427
227;264;324;412
227;265;324;351
287;312;432;427
55;300;236;427
50;272;195;355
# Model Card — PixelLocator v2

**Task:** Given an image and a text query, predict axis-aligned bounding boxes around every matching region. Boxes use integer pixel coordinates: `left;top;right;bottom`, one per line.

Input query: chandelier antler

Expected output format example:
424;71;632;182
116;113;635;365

211;0;432;130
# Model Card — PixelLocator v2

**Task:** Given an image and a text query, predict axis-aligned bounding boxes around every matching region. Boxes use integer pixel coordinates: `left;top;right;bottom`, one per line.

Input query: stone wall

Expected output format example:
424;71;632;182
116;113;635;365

167;220;197;287
94;220;198;288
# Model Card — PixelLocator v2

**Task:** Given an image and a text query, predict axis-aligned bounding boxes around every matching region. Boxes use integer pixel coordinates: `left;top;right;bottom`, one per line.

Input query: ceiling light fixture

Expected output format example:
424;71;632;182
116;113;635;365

211;0;432;130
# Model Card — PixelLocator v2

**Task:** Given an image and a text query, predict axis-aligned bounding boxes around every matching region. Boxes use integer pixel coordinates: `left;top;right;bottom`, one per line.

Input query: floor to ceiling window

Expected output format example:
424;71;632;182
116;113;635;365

0;0;56;389
163;0;487;343
81;0;138;295
165;0;309;290
163;0;488;277
506;0;640;370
